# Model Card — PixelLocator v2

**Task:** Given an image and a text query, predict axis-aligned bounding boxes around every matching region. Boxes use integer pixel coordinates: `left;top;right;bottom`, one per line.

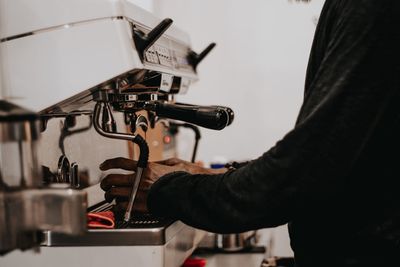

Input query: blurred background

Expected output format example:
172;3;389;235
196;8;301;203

129;0;324;257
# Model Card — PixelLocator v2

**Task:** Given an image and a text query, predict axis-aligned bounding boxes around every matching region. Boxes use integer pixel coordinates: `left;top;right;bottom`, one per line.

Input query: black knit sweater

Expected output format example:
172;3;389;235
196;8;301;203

148;1;400;265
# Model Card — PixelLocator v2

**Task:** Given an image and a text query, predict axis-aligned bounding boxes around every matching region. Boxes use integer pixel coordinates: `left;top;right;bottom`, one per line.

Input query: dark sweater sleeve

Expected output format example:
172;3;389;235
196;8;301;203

148;1;400;234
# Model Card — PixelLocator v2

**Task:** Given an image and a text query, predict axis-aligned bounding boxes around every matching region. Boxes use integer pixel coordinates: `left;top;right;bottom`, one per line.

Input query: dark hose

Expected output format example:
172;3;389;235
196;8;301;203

132;134;149;169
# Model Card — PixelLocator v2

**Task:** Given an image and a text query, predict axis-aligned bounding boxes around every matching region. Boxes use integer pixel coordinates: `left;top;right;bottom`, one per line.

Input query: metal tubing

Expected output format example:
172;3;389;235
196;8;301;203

93;102;137;142
124;167;144;222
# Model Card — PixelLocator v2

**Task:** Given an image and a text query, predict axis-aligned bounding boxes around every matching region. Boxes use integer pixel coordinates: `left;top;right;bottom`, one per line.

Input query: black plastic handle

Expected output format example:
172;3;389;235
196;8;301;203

133;134;149;169
151;103;230;130
175;102;235;126
133;18;173;60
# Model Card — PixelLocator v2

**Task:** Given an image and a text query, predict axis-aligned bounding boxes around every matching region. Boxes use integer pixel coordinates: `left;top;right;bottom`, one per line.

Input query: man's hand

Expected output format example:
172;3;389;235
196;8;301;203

99;157;226;214
154;158;227;175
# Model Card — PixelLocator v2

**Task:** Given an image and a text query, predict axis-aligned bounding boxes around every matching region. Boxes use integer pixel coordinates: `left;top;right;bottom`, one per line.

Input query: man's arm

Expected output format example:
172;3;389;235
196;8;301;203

148;1;400;234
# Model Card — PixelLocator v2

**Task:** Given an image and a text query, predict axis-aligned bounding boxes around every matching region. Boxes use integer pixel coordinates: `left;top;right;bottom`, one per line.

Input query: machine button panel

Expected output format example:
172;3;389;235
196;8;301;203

145;44;193;72
154;45;172;67
145;47;159;64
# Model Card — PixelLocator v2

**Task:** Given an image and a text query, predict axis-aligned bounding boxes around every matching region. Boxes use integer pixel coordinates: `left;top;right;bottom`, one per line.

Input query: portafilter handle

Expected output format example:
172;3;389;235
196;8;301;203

175;102;235;126
147;102;233;131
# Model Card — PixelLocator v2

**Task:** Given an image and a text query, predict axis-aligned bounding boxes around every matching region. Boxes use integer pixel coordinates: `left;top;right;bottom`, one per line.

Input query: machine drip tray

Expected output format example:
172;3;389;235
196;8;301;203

42;214;183;247
115;214;173;229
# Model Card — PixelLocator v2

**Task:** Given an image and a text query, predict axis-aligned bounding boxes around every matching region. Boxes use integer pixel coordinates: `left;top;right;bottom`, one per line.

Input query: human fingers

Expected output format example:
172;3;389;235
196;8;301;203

112;201;127;212
133;190;148;213
155;157;184;166
112;191;148;214
104;187;132;202
99;157;138;171
136;172;156;190
100;174;134;191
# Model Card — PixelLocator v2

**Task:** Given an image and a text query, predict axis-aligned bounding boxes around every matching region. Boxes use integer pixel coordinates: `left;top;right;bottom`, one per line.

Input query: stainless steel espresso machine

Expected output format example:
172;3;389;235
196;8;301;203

0;1;233;266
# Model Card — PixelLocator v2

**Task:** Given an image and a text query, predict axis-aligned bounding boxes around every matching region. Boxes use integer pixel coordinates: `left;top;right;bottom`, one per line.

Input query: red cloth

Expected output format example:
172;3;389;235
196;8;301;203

182;258;207;267
87;211;115;229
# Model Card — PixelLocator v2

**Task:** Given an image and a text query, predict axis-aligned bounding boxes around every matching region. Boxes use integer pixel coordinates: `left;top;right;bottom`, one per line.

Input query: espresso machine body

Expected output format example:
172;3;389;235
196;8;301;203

0;0;233;266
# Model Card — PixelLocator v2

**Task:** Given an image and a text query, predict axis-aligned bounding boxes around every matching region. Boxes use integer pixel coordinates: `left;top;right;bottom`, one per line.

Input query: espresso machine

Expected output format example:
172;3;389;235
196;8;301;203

0;0;233;266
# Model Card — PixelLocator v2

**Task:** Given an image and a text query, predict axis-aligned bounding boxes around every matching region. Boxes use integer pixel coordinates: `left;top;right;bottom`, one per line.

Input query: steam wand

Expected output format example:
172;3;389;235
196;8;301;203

93;102;149;222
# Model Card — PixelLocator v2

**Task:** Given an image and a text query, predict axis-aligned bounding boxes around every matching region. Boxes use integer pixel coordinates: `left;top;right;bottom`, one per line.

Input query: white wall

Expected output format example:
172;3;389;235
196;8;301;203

154;0;323;163
127;0;153;12
154;0;324;256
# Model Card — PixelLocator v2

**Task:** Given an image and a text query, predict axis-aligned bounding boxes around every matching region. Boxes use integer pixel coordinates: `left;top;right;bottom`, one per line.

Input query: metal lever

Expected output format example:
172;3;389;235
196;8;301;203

133;18;173;61
70;163;80;188
188;43;216;71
